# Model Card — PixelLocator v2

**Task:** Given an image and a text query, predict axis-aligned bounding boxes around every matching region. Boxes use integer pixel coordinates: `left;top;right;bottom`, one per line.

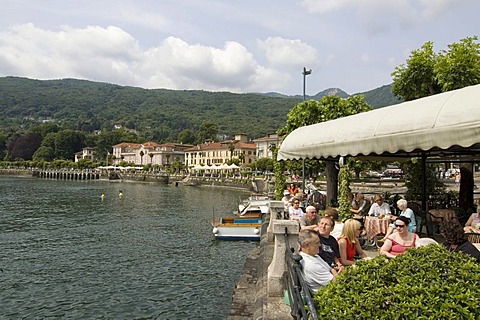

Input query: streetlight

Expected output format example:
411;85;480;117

302;67;312;195
302;67;312;101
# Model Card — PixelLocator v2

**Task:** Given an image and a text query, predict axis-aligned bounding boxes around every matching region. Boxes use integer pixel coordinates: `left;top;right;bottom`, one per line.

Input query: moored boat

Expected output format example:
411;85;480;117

237;194;269;215
212;209;263;241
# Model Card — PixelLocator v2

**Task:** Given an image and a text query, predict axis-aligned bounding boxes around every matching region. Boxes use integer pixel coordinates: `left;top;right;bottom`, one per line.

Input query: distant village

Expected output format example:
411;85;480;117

75;133;282;170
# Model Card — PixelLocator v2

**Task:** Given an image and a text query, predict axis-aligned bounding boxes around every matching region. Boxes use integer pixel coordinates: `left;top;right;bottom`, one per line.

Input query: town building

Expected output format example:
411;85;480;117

112;142;193;166
253;134;283;159
74;147;95;163
184;134;256;167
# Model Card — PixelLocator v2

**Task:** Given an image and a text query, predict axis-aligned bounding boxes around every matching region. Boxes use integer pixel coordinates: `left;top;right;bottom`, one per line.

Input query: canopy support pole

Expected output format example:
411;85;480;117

302;159;305;195
421;154;427;212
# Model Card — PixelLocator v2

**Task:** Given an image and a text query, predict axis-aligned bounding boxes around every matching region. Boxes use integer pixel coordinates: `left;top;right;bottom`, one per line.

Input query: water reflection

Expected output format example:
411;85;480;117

0;176;255;319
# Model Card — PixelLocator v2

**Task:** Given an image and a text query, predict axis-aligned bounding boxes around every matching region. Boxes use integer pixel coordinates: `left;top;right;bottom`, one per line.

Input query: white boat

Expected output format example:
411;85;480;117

237;194;270;215
211;209;263;241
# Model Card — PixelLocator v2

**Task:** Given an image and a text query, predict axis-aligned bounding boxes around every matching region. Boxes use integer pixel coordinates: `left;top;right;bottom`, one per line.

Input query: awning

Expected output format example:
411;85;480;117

277;84;480;161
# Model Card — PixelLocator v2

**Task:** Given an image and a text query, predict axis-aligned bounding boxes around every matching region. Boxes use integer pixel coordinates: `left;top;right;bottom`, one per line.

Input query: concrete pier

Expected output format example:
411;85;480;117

228;201;296;319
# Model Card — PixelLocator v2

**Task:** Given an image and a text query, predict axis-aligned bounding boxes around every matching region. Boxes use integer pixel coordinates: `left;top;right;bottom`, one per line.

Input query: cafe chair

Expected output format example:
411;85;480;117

415;237;438;247
416;211;443;237
465;232;480;243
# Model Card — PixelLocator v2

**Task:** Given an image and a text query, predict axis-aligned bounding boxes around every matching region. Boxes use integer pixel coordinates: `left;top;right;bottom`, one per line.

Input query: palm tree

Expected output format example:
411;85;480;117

228;143;235;160
139;150;144;165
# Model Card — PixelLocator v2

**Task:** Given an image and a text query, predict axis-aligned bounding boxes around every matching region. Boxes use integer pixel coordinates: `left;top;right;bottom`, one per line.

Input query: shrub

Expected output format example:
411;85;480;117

314;245;480;319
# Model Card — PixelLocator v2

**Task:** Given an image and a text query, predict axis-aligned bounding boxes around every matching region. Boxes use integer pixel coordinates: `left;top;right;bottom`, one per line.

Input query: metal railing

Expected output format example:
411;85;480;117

284;229;319;320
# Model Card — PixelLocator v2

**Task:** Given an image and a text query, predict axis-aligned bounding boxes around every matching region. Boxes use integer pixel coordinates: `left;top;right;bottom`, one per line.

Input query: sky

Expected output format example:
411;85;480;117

0;0;478;96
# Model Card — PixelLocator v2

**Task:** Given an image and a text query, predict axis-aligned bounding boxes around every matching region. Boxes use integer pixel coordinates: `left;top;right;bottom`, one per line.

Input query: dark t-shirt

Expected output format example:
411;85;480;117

444;241;480;263
318;235;340;266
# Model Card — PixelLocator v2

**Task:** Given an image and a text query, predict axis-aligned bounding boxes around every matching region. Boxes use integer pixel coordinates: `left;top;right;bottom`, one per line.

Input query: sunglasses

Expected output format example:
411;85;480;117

395;223;406;228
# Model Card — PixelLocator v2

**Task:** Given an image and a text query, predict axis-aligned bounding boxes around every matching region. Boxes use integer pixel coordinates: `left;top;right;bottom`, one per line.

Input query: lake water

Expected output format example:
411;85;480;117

0;176;255;319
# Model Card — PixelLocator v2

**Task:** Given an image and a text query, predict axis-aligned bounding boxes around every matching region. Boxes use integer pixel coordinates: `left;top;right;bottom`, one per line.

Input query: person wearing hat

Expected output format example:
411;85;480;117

281;190;293;212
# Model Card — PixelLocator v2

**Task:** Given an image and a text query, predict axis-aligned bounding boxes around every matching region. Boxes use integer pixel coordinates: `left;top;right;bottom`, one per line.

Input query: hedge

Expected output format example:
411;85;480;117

314;244;480;319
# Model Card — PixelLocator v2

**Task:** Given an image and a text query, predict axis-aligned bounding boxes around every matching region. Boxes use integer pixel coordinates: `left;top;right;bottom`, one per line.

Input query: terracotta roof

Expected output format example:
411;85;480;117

185;140;255;151
142;141;161;148
113;142;141;148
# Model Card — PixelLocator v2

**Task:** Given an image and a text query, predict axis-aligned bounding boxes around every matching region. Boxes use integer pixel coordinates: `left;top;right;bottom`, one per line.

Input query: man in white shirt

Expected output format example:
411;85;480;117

368;194;391;217
298;230;337;292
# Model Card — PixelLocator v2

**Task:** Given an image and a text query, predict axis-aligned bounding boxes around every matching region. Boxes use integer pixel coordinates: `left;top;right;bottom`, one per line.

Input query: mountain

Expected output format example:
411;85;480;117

357;84;403;108
263;85;402;108
0;76;402;141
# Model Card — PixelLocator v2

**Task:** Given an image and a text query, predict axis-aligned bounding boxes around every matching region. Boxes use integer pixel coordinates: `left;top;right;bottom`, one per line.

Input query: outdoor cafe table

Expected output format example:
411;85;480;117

365;216;391;240
428;209;457;223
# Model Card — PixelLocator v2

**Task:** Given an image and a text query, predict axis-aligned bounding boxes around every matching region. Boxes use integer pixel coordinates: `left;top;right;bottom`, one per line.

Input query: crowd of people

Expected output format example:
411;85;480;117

281;184;480;293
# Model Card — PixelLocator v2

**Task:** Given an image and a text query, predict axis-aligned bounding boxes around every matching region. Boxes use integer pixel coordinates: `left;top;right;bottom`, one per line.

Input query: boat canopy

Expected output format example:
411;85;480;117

277;84;480;161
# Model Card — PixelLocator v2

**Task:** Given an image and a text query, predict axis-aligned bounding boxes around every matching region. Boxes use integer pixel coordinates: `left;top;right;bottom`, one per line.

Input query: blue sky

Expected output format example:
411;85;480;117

0;0;478;95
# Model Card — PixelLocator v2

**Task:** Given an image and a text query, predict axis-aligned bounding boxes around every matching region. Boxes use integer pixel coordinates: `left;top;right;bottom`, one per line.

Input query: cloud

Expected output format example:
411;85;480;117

257;37;318;67
0;23;142;83
301;0;462;34
0;23;289;93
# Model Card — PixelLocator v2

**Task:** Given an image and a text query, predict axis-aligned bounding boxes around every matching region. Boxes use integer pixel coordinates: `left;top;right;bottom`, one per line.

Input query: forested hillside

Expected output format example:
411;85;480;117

0;76;401;141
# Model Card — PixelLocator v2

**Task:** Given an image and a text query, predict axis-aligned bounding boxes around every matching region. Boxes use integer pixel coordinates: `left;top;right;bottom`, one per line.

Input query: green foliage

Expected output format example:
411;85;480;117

392;41;441;100
272;146;286;200
435;36;480;91
251;157;274;172
392;36;480;101
314;245;480;319
0;77;300;141
404;159;445;201
277;95;373;201
178;128;197;144
337;165;352;219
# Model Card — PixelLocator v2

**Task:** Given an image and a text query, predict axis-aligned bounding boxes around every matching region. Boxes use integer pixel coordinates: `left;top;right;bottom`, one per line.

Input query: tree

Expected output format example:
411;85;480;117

435;36;480;91
178;129;196;144
228;143;235;160
391;41;440;101
149;152;154;165
253;157;274;172
32;146;55;162
392;36;480;101
0;131;7;160
392;36;480;214
53;129;86;160
198;121;219;142
8;133;42;160
139;150;144;165
278;95;372;204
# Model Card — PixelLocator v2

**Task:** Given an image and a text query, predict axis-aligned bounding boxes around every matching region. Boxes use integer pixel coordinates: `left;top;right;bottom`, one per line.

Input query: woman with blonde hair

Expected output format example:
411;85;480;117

337;219;367;266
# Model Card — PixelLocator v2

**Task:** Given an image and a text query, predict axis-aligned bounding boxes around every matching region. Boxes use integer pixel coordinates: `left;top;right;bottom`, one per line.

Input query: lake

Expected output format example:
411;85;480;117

0;176;256;319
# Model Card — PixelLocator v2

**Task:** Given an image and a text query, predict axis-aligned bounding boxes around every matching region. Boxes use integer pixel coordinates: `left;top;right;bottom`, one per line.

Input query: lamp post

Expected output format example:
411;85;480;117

302;67;312;101
302;67;312;195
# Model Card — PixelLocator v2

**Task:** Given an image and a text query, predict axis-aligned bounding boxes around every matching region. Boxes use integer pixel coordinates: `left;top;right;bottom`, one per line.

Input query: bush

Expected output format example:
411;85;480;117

314;245;480;319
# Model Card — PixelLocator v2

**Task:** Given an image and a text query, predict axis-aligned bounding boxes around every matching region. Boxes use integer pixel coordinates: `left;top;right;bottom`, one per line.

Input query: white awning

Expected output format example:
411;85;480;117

278;84;480;161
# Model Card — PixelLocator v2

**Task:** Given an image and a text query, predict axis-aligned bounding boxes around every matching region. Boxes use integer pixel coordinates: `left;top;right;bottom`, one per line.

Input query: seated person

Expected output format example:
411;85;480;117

441;220;480;263
288;199;304;220
337;219;368;266
368;194;391;217
288;183;300;196
380;216;418;258
299;206;321;231
465;210;480;232
350;193;370;217
281;190;293;211
323;207;343;240
298;230;337;292
349;192;358;210
380;199;416;242
317;216;344;273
